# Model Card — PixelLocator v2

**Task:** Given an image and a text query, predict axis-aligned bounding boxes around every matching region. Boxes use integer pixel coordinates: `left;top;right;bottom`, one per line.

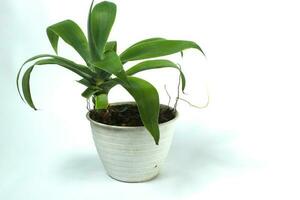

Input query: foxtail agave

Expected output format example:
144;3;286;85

17;1;205;144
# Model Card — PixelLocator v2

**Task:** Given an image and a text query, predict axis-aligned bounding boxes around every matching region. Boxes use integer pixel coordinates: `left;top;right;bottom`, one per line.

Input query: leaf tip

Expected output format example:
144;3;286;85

197;45;206;57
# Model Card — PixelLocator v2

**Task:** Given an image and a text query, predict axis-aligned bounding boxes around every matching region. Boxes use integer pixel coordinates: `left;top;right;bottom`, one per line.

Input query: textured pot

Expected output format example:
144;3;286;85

87;103;178;182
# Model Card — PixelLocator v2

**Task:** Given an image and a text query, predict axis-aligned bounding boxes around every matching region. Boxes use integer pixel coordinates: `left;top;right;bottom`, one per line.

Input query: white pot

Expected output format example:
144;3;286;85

86;103;178;182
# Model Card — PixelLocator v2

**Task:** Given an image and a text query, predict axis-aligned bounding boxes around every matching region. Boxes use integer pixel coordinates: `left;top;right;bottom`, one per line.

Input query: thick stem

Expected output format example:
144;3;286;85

94;93;109;109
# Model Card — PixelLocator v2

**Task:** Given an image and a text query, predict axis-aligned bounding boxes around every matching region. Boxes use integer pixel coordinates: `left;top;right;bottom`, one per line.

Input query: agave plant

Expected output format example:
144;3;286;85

17;0;204;145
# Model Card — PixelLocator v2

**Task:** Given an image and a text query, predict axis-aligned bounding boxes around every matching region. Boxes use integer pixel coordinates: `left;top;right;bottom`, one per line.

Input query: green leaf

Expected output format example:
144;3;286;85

22;65;36;110
105;41;117;53
90;51;128;83
90;1;116;59
101;76;160;144
17;54;96;102
120;40;205;62
126;37;166;49
126;59;186;91
77;78;93;87
87;0;100;61
17;54;52;102
18;57;97;109
95;94;108;109
118;77;160;144
81;86;102;98
47;20;91;64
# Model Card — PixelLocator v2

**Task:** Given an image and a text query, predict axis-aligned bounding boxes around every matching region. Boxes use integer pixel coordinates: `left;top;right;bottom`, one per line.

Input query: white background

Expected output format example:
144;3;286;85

1;0;300;199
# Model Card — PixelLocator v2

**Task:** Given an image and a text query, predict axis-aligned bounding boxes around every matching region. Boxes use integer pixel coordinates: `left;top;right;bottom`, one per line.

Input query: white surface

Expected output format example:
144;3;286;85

1;0;300;199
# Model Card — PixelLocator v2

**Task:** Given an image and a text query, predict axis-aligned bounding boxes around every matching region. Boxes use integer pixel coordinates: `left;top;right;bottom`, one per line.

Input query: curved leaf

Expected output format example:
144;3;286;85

126;59;186;91
17;54;52;102
126;37;165;49
17;54;95;102
117;77;160;144
34;58;95;79
120;38;165;64
90;1;116;59
22;65;36;110
47;20;90;63
19;57;96;109
120;40;205;62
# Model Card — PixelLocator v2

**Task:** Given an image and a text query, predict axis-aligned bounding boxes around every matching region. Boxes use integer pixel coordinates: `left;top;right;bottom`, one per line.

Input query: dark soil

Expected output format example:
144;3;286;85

89;104;176;126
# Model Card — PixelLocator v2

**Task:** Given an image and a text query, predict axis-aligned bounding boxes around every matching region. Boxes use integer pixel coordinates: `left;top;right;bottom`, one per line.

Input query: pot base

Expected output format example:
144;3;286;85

107;172;160;183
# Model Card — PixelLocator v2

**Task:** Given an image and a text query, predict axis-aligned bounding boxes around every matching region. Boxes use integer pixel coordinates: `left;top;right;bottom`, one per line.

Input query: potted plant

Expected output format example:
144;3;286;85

16;0;205;182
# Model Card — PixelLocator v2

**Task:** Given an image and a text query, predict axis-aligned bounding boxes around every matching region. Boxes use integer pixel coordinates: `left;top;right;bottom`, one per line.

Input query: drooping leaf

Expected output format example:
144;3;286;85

46;20;91;64
17;54;96;102
90;1;116;59
117;76;160;144
46;59;95;79
120;40;205;62
17;54;53;102
126;59;186;91
19;58;96;109
22;65;36;110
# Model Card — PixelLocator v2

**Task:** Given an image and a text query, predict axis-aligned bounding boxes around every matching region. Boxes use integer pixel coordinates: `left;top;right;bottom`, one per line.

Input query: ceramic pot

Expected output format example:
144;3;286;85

86;103;178;182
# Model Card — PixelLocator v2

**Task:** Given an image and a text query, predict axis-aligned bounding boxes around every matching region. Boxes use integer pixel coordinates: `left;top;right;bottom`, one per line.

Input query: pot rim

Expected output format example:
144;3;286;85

86;101;179;130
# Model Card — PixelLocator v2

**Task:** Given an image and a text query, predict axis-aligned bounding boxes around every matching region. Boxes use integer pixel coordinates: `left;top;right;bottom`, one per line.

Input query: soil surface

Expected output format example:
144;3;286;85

89;104;176;126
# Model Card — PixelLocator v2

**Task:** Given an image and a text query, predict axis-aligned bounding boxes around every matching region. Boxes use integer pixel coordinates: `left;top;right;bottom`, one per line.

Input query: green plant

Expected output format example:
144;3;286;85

16;0;204;145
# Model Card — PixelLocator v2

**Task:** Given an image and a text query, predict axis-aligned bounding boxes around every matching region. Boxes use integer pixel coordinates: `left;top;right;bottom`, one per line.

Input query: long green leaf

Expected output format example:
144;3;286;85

120;38;165;64
21;59;61;110
126;37;165;49
90;1;116;59
17;54;95;102
126;59;186;91
120;40;205;62
47;20;90;63
17;54;53;102
87;0;100;61
40;59;95;80
19;58;96;109
117;77;160;144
